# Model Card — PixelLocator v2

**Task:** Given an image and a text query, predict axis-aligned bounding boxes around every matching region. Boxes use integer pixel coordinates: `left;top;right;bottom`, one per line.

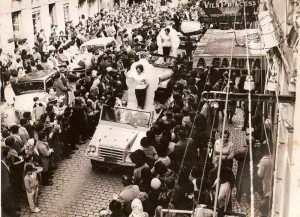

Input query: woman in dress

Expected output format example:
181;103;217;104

134;64;148;109
161;28;172;57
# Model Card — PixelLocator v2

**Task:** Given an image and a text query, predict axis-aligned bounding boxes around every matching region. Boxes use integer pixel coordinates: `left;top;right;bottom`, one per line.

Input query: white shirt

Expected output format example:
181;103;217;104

134;73;148;89
161;34;172;47
4;84;15;105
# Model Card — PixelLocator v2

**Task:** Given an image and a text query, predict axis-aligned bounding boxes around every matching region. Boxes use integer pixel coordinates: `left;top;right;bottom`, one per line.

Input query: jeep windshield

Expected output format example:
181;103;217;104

100;105;152;128
17;81;45;94
148;54;176;69
80;44;105;54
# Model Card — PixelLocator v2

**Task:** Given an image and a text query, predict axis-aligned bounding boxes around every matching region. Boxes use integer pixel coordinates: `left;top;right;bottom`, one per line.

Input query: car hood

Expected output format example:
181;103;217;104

69;53;97;71
69;55;83;71
14;92;47;111
90;124;141;150
156;68;174;88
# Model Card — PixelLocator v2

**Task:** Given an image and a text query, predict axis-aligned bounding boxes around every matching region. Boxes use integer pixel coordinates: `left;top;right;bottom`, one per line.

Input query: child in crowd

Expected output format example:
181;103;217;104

24;164;43;213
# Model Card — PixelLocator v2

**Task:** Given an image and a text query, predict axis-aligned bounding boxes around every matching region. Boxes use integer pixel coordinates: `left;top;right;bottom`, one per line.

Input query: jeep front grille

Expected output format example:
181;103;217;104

98;146;125;162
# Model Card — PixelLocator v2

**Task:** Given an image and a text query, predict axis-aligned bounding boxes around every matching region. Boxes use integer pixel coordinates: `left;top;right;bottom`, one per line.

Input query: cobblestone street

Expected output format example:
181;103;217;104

19;144;124;217
17;108;261;217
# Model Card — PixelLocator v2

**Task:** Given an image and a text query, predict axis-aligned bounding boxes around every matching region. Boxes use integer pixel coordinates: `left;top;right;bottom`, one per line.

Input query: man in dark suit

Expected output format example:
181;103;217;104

173;11;181;31
103;91;116;121
201;140;215;178
2;159;20;217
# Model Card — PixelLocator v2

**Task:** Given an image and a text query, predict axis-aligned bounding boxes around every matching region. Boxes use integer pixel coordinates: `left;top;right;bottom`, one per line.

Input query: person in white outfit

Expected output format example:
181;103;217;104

134;64;148;109
161;28;172;57
4;81;16;106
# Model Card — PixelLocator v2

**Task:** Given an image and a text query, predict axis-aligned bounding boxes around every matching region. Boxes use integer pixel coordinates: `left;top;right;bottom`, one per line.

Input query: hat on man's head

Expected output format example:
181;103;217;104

48;96;58;104
33;97;39;102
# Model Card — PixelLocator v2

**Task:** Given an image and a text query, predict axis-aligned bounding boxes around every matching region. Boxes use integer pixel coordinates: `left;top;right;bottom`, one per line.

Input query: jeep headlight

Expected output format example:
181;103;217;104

87;145;97;154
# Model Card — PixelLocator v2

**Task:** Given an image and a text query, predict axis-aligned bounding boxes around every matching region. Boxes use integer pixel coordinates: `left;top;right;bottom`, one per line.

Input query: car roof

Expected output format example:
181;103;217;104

181;20;201;33
122;23;143;30
18;69;57;83
80;37;116;47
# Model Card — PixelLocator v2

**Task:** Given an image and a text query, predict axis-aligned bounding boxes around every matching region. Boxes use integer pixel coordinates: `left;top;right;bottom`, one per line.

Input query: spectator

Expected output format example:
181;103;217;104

130;149;150;181
213;130;234;169
32;97;46;124
4;80;16;106
223;81;238;124
185;37;194;61
172;128;195;172
257;143;272;197
3;138;25;192
140;137;158;160
53;72;70;105
118;175;140;203
1;158;21;217
36;131;54;186
22;112;35;138
70;98;88;146
129;198;149;217
24;164;43;213
10;125;25;154
109;200;126;217
207;158;235;212
19;119;30;145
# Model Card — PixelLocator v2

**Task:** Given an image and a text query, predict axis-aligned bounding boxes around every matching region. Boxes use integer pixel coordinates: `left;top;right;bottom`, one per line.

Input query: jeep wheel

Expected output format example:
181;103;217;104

91;160;98;168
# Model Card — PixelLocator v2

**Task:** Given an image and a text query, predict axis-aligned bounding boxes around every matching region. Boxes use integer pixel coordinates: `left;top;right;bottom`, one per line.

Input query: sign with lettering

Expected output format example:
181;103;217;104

197;57;263;69
199;0;258;23
202;0;257;9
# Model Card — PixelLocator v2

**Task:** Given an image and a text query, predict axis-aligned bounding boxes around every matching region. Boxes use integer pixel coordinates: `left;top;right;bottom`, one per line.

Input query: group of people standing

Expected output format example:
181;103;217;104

0;1;273;217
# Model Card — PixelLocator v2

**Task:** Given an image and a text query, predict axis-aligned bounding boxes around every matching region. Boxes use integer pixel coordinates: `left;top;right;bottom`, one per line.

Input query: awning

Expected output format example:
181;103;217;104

193;29;266;67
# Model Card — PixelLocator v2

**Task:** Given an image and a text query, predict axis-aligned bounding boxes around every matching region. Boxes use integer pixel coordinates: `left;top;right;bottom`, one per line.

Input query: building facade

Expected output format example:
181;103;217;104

0;0;125;54
259;1;300;217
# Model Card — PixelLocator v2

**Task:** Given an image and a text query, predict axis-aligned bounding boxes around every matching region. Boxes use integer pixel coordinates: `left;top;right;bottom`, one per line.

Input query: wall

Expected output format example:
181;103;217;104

265;0;299;217
0;0;115;54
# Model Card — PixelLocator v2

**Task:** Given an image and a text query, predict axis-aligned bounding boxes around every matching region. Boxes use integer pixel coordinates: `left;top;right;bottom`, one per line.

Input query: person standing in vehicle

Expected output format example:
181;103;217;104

161;28;172;57
134;64;148;109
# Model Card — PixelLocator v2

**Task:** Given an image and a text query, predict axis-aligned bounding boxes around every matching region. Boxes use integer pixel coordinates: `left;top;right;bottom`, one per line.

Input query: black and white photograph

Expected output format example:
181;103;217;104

0;0;299;216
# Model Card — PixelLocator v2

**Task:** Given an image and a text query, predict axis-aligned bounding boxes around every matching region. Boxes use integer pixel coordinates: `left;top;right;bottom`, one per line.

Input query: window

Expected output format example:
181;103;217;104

32;9;41;35
12;11;22;38
46;77;54;90
49;4;57;28
63;4;70;23
17;81;44;94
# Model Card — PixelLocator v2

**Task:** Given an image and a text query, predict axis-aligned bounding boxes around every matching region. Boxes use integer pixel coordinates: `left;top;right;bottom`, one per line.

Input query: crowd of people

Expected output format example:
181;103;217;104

1;1;272;217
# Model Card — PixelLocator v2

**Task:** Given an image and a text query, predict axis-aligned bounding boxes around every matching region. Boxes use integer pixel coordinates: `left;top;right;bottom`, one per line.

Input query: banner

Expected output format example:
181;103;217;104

198;0;259;25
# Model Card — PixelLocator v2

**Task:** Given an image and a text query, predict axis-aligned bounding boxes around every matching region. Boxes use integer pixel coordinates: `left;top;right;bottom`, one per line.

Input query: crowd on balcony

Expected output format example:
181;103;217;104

1;1;272;217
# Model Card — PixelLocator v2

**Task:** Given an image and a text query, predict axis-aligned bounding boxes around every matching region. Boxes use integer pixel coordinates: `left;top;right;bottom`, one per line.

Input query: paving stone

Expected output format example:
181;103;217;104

18;108;262;217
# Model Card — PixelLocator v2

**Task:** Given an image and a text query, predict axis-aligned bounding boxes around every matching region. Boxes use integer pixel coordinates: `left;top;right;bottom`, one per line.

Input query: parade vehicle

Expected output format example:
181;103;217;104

1;69;73;126
121;23;143;33
177;20;204;50
85;52;175;168
135;52;176;103
69;37;119;78
85;105;163;168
